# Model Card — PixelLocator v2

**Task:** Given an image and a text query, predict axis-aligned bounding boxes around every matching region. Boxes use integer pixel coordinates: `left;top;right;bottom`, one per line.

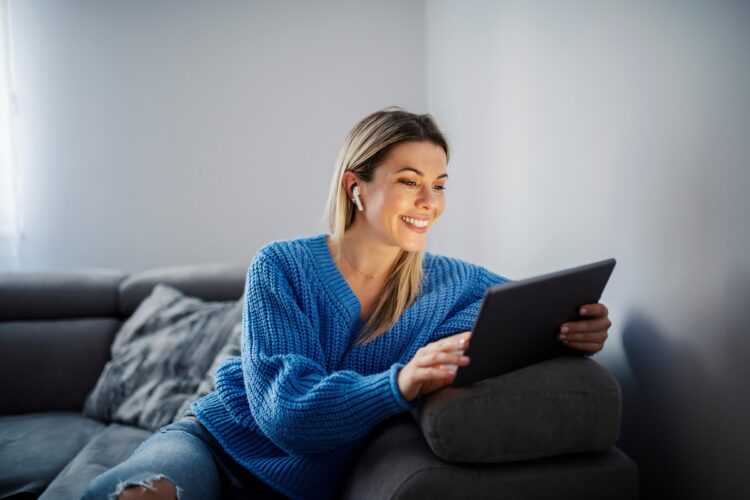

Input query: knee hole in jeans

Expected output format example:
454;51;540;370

114;475;181;500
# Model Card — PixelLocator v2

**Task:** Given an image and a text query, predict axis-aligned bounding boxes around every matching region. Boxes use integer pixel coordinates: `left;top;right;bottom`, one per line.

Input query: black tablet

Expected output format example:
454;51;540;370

452;258;616;387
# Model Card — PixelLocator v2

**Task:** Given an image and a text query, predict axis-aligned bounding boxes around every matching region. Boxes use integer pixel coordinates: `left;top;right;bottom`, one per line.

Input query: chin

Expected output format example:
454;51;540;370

397;236;428;253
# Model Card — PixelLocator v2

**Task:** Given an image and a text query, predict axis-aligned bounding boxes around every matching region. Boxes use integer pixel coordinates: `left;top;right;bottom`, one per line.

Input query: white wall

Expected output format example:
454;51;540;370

426;1;750;498
5;0;426;272
6;1;750;497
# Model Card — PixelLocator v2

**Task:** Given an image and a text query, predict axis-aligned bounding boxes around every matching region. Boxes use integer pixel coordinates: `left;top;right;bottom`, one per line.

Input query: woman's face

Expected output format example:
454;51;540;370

348;140;448;252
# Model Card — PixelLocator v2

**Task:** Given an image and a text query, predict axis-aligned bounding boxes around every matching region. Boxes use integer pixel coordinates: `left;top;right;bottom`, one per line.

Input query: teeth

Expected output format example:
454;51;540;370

400;216;429;228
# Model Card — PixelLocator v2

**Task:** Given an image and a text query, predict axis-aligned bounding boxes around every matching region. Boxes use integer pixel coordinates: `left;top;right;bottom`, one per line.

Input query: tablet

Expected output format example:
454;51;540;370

451;258;616;387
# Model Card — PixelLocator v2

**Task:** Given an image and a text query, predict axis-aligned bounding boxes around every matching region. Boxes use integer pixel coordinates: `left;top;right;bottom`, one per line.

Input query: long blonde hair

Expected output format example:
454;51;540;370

323;107;450;344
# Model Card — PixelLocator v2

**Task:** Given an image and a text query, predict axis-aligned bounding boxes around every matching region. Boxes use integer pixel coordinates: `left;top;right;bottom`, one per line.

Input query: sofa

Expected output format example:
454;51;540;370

0;262;638;499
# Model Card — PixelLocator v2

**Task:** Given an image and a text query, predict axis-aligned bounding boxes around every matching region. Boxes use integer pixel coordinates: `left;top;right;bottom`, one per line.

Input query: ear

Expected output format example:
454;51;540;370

341;171;360;199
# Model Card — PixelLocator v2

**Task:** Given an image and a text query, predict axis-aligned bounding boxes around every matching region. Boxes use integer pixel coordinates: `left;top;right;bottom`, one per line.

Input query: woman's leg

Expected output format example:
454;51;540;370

115;478;177;500
80;418;223;500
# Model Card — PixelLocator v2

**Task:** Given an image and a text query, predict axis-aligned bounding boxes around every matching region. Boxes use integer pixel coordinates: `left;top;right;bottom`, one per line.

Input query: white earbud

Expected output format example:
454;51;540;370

352;185;364;212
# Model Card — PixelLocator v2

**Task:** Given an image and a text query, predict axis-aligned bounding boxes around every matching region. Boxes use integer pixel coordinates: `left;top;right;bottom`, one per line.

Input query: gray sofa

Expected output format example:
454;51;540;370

0;263;638;499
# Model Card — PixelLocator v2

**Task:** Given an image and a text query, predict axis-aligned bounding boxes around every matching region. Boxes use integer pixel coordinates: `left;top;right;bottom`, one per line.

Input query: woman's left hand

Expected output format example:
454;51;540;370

558;302;611;353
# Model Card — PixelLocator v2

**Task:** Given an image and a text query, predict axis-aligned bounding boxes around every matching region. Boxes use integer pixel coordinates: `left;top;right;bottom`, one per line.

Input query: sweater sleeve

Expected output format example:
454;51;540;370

431;265;511;338
431;264;597;357
240;250;414;455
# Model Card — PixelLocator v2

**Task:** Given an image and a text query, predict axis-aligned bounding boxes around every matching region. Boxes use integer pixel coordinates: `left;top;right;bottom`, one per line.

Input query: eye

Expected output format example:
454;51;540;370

433;184;447;191
399;180;418;188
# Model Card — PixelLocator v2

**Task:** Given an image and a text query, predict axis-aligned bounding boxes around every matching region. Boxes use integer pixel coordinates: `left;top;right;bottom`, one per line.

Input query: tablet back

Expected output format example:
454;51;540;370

452;258;616;387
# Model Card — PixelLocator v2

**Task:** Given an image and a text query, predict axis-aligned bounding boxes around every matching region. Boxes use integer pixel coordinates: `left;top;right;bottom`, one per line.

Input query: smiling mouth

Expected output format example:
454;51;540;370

400;215;429;228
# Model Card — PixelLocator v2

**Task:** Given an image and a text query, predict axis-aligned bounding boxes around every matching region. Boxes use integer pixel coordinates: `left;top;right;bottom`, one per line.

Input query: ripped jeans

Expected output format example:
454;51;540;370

79;414;285;500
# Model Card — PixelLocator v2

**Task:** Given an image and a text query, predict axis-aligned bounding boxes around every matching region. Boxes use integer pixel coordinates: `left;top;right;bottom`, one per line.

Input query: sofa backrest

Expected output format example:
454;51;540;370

0;263;247;416
118;262;246;317
0;270;127;415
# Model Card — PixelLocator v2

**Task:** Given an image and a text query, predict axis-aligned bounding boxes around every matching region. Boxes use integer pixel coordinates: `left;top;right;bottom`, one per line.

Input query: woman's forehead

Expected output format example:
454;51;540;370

377;143;448;176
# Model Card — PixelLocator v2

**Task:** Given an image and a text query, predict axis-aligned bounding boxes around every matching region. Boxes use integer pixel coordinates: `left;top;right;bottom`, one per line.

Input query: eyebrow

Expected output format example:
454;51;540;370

393;167;449;180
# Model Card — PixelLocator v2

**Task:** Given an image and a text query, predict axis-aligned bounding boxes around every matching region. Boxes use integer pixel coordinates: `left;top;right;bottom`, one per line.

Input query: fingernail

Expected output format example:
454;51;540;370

457;338;466;346
459;356;470;363
442;364;458;372
561;326;569;334
580;307;588;314
558;334;567;340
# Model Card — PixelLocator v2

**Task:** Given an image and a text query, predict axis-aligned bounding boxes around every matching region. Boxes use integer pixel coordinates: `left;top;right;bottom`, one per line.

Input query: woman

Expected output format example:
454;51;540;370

82;107;611;500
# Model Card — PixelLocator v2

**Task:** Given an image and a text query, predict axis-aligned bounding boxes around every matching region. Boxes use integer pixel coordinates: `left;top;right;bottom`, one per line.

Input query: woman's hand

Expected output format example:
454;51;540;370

397;331;472;402
558;302;611;353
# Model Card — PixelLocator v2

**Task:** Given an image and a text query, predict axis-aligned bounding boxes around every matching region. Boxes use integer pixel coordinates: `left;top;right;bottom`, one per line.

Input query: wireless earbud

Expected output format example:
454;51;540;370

352;185;364;212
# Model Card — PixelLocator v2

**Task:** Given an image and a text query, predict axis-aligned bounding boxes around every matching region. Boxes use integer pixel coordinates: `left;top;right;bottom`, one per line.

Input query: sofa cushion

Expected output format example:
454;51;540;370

340;412;637;500
83;284;241;430
0;318;121;415
0;412;105;498
39;423;152;500
412;356;622;463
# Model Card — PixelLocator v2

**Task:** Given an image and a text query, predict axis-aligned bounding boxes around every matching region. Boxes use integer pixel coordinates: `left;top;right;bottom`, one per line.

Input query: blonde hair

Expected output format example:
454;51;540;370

323;107;450;344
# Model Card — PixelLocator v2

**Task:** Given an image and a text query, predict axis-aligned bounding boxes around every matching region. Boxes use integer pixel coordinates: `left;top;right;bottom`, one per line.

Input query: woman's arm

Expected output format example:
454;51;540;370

240;250;414;456
432;263;607;355
430;265;511;338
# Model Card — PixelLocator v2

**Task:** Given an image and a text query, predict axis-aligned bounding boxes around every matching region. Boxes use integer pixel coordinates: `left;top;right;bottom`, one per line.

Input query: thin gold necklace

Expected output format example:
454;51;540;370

336;243;385;280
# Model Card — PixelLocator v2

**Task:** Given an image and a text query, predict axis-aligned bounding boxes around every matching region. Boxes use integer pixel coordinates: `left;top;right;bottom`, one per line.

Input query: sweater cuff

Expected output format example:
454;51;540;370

389;363;419;411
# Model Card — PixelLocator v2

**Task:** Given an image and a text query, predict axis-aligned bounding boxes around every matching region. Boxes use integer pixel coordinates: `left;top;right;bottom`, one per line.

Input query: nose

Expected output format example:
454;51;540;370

416;185;438;211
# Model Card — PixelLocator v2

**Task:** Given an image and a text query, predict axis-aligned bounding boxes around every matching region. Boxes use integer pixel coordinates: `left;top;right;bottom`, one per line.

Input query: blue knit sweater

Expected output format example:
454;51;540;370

191;233;510;499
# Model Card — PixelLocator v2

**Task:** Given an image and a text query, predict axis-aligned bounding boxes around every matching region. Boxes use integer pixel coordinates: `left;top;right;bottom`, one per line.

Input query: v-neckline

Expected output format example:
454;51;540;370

309;234;363;324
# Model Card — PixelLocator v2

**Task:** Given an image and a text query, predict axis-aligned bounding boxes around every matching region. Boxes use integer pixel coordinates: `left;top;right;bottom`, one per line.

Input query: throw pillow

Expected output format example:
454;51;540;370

412;356;622;463
83;284;242;430
174;322;241;420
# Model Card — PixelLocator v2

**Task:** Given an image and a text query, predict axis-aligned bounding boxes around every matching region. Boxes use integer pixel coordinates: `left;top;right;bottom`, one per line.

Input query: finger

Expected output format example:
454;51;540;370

562;331;608;343
579;303;608;318
415;351;470;368
415;366;458;381
560;317;611;334
437;332;472;351
414;351;469;366
563;340;603;353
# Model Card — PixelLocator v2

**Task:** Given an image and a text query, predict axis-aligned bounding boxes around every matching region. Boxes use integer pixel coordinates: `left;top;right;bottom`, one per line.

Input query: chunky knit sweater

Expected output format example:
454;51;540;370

191;233;510;500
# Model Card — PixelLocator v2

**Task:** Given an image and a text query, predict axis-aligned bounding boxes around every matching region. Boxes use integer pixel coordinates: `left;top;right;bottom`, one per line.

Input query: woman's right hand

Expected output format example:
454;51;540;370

397;331;472;402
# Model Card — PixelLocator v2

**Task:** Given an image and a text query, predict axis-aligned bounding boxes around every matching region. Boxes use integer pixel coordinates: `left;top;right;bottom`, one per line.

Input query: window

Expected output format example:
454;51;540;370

0;0;19;269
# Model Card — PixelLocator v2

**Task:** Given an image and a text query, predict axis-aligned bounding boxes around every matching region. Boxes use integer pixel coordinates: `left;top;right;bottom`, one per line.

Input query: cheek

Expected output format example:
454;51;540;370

362;191;398;225
379;189;409;213
436;196;446;215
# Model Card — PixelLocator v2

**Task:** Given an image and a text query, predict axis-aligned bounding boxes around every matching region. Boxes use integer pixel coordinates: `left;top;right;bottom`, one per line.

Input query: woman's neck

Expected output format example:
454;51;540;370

329;222;401;281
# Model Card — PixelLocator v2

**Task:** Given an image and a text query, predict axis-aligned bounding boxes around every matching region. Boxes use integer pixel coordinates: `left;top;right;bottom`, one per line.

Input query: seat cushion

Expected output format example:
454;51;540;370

0;412;105;498
39;423;152;500
340;412;638;500
412;356;622;463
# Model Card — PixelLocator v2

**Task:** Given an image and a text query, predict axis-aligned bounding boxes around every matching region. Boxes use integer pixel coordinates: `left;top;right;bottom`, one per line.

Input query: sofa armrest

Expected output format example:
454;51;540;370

412;356;622;463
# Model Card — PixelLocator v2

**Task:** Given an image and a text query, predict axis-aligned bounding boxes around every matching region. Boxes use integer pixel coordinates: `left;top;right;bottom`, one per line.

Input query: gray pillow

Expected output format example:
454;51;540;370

412;356;621;463
174;322;241;420
83;284;241;430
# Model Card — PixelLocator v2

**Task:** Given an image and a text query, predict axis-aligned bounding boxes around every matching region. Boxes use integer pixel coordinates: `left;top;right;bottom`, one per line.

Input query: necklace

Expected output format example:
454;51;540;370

334;242;386;280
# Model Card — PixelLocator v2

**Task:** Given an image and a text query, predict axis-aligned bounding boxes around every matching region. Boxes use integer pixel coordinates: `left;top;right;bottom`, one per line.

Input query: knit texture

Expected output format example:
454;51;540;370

191;233;510;499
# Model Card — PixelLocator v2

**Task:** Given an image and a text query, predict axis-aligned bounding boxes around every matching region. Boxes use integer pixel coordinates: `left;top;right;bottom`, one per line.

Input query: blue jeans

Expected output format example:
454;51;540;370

80;414;286;500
